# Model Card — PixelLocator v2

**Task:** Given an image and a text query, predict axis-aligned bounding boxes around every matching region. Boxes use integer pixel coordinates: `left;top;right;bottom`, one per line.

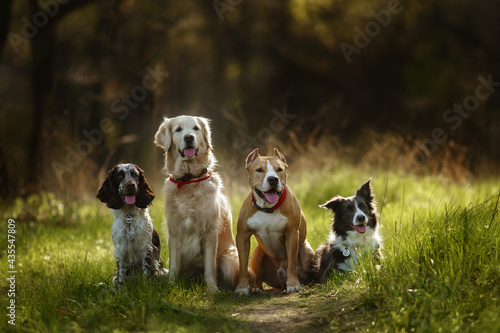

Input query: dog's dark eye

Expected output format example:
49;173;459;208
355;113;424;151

277;167;283;172
117;171;125;179
256;168;263;173
175;127;182;132
193;125;200;131
358;203;366;209
131;171;139;179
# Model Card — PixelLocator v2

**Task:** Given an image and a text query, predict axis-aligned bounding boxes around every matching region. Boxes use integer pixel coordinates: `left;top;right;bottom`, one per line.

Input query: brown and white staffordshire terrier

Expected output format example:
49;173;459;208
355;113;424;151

235;148;315;294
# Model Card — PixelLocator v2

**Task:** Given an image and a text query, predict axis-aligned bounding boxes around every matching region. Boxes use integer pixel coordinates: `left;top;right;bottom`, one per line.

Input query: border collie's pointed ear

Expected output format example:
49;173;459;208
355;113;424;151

154;117;172;151
197;116;212;150
97;166;123;209
246;148;260;169
273;148;287;165
135;165;155;209
356;178;374;202
320;196;344;212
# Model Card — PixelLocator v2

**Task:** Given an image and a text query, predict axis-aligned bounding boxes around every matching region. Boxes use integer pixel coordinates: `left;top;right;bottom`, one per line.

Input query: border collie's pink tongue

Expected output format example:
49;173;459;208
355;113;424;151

183;148;196;158
125;196;136;205
264;192;279;203
352;224;367;233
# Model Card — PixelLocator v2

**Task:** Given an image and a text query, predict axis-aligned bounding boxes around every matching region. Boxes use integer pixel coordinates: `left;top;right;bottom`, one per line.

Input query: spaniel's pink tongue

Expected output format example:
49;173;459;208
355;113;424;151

183;148;196;158
264;192;279;203
352;224;367;233
125;196;136;205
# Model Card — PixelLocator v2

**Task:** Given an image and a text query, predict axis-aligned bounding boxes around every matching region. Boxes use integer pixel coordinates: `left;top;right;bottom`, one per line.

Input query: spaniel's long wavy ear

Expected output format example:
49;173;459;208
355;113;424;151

135;165;155;208
97;166;123;209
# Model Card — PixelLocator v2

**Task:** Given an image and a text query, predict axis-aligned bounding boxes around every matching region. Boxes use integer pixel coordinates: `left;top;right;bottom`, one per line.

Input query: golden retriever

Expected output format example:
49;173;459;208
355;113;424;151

154;115;239;291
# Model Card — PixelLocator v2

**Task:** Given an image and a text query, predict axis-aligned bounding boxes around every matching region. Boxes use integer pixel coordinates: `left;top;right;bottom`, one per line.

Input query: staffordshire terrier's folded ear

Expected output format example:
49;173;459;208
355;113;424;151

273;148;287;165
246;148;260;168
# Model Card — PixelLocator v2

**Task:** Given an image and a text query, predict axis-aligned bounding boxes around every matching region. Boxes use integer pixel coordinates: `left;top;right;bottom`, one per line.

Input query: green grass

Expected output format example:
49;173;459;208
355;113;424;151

1;166;499;332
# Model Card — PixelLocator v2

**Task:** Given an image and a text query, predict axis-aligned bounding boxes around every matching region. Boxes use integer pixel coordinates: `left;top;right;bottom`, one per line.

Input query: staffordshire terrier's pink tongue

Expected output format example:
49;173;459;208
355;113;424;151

352;224;367;233
264;192;279;203
125;195;136;205
184;148;196;158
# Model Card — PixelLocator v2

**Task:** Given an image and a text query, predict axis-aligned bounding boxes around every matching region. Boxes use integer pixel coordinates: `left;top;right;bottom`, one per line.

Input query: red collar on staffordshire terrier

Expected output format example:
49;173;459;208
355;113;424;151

252;185;288;213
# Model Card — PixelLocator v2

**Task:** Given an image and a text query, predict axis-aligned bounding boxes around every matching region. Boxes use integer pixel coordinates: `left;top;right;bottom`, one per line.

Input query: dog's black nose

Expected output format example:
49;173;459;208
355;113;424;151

356;215;366;223
125;182;136;191
268;176;279;187
184;134;195;144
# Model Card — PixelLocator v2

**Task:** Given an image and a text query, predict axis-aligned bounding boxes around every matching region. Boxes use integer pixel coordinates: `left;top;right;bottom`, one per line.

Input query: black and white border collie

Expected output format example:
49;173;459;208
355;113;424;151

97;163;168;289
313;179;382;283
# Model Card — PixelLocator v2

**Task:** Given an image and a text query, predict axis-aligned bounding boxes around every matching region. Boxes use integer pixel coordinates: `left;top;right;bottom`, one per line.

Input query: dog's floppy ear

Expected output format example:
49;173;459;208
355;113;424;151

273;148;287;166
356;178;374;203
97;166;123;209
135;165;155;208
320;196;344;213
154;117;172;151
246;148;260;168
198;116;212;150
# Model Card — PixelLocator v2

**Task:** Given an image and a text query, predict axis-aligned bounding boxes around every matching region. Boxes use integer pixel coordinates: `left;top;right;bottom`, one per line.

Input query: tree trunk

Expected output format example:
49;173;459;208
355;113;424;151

0;0;13;59
25;0;56;195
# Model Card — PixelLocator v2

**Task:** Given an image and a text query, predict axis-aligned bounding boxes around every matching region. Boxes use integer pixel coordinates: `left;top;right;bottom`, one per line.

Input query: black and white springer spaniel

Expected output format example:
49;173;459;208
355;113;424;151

97;163;168;288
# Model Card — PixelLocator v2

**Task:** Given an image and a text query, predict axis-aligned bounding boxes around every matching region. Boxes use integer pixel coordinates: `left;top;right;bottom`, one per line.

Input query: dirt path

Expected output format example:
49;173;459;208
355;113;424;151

232;292;329;332
231;288;367;333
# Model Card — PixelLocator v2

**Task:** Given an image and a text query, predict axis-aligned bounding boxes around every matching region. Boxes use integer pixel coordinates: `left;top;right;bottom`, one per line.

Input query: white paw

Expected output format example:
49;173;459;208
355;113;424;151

251;287;263;294
235;287;250;295
156;268;169;279
207;282;219;292
286;284;302;294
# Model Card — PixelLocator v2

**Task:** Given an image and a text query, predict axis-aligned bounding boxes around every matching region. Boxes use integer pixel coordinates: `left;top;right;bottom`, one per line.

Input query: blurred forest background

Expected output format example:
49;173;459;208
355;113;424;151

0;0;499;201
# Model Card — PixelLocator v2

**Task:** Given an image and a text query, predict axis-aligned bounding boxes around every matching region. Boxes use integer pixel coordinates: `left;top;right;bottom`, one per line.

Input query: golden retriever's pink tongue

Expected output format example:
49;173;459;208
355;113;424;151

264;192;279;203
125;196;136;205
184;148;196;158
352;224;367;233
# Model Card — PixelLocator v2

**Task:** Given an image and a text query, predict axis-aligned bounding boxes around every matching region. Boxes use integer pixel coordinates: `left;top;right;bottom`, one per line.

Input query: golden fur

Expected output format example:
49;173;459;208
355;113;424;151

154;115;239;291
235;148;315;294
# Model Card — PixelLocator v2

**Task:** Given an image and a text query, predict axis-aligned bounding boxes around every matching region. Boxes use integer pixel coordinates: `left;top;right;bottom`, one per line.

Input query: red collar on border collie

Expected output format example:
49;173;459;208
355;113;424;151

169;168;212;189
252;186;287;213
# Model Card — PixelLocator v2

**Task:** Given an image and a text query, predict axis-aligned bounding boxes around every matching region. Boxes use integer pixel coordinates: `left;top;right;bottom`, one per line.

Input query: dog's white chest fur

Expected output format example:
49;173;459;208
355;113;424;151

111;208;152;267
248;211;288;259
333;228;381;272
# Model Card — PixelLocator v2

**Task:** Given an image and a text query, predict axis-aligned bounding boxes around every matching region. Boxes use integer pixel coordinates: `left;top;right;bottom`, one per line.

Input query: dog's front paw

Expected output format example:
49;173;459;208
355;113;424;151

286;284;302;294
235;286;250;295
158;268;169;278
206;282;219;292
251;287;263;294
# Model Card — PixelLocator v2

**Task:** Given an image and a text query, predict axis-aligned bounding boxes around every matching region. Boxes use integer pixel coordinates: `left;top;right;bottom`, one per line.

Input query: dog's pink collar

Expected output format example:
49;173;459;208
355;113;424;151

169;172;212;189
252;186;287;213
